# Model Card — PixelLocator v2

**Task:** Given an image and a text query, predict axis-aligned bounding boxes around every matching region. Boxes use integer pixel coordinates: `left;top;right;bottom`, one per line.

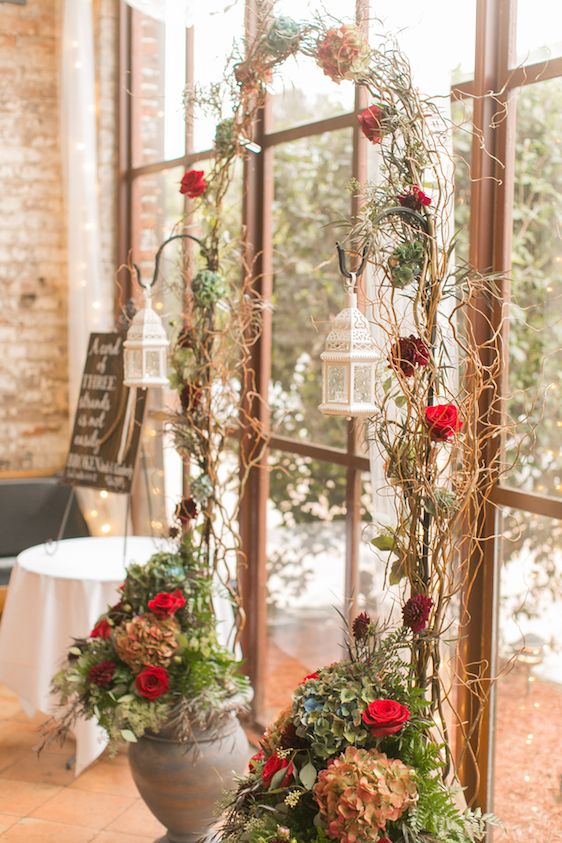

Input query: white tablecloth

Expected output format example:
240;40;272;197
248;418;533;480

0;536;235;775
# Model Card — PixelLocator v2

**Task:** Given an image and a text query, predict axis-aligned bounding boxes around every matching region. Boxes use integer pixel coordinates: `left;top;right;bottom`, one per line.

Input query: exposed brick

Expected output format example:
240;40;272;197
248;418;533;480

0;0;68;473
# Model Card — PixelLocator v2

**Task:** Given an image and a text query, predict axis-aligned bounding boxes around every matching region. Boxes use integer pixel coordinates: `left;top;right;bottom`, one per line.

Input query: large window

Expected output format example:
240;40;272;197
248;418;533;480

119;0;562;826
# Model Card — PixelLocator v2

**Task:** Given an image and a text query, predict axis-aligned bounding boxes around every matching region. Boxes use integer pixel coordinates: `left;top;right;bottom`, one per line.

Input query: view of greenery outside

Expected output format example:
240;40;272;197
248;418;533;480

505;78;562;501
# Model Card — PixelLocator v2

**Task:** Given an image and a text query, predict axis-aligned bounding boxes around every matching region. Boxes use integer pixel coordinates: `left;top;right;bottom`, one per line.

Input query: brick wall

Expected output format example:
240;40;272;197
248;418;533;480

0;0;118;475
0;0;69;473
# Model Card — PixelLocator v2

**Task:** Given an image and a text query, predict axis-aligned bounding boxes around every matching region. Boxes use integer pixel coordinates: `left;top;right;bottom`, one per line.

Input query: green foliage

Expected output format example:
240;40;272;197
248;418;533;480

388;240;425;288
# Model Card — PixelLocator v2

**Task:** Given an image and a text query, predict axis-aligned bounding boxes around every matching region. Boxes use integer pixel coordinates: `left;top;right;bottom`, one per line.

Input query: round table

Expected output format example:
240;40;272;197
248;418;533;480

0;536;234;775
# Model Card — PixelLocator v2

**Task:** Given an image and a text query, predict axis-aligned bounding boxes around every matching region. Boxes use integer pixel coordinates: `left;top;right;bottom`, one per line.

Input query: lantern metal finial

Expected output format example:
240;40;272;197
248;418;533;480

319;243;378;418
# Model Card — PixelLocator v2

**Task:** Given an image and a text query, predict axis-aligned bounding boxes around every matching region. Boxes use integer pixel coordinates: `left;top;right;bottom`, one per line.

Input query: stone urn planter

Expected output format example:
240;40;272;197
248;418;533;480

129;710;249;843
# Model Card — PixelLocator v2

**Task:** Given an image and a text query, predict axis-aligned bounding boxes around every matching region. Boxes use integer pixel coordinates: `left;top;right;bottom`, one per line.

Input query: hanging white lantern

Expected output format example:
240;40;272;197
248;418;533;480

319;270;378;418
123;288;169;388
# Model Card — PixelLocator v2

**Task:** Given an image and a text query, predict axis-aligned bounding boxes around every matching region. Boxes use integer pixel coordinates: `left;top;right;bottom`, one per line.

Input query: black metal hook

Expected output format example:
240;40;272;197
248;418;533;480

134;233;208;291
335;242;369;280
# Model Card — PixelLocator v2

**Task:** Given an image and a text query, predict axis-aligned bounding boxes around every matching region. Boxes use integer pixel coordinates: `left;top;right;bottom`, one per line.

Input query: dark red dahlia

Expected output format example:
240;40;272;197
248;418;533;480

402;594;433;633
88;660;116;688
175;497;198;526
388;335;429;377
398;184;431;211
180;384;201;413
279;719;310;750
352;611;371;640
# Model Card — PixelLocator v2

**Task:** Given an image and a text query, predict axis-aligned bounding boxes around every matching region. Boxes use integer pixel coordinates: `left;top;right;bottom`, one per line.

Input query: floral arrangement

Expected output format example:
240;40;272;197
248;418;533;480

175;0;508;830
220;612;495;843
44;536;249;748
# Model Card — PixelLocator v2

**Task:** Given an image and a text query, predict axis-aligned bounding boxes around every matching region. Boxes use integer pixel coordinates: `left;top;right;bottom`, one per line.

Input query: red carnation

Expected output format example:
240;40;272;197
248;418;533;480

300;672;319;684
398;184;431;211
425;403;463;441
402;594;433;633
389;335;430;377
357;104;386;143
179;169;207;198
147;589;186;619
88;660;116;688
362;699;410;737
134;665;170;700
90;618;111;640
261;753;295;788
175;497;198;526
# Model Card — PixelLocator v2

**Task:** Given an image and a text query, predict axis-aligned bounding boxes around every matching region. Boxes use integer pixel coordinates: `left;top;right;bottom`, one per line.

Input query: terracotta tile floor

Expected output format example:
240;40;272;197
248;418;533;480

0;684;165;842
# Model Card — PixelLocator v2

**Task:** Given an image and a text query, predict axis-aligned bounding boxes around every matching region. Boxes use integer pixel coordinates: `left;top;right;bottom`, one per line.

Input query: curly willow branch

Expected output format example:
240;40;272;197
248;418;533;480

163;4;516;793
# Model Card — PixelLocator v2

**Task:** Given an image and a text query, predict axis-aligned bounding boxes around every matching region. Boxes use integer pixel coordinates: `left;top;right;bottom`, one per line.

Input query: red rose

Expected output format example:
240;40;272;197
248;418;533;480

425;403;463;441
402;594;433;633
88;660;116;688
357;104;385;143
362;699;410;737
300;672;319;684
147;589;186;619
248;749;265;770
90;618;111;640
134;665;170;700
398;184;431;211
262;753;295;788
180;169;208;198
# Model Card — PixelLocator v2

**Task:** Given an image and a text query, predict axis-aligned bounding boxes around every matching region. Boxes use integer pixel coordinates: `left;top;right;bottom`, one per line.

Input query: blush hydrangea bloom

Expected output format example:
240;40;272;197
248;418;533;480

314;746;417;843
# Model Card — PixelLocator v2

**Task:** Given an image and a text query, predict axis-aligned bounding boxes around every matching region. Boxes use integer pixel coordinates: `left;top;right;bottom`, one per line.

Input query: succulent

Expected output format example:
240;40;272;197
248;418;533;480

316;25;371;83
388;240;425;288
314;746;417;842
192;269;226;309
266;16;302;56
214;118;236;155
113;613;179;670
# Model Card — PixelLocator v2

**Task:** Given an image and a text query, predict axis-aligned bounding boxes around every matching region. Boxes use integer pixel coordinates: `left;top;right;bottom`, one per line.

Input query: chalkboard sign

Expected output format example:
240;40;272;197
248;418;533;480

63;333;146;493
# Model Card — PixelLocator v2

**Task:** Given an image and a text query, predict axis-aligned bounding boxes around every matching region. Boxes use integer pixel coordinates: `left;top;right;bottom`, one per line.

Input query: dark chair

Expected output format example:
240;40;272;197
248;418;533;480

0;478;89;584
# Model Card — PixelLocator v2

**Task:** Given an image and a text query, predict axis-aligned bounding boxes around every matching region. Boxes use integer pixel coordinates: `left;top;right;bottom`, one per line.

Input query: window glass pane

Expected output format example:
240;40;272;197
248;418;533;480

514;0;562;66
503;78;562;499
131;167;185;326
494;508;562;836
371;1;476;90
191;3;245;151
271;129;353;447
131;9;186;167
269;0;355;131
452;97;473;267
266;451;347;722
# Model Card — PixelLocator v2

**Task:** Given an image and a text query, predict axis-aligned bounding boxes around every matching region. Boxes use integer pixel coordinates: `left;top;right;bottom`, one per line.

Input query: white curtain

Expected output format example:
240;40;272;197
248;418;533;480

61;0;129;537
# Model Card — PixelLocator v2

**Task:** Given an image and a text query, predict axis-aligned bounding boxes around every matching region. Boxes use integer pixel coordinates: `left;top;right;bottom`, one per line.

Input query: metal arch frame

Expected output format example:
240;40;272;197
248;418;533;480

116;0;562;819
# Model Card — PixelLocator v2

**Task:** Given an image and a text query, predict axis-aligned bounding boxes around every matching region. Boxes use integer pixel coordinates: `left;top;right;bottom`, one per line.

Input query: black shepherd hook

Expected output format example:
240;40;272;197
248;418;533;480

335;242;369;281
133;233;208;291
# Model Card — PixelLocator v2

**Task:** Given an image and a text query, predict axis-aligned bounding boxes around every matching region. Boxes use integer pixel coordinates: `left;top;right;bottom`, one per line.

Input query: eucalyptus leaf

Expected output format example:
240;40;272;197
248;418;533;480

389;556;406;585
299;761;317;790
120;729;138;743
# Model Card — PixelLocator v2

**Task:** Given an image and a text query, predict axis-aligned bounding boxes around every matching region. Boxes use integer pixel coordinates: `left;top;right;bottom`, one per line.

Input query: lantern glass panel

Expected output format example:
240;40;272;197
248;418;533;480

327;365;347;403
128;350;142;379
145;350;162;377
353;364;372;404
